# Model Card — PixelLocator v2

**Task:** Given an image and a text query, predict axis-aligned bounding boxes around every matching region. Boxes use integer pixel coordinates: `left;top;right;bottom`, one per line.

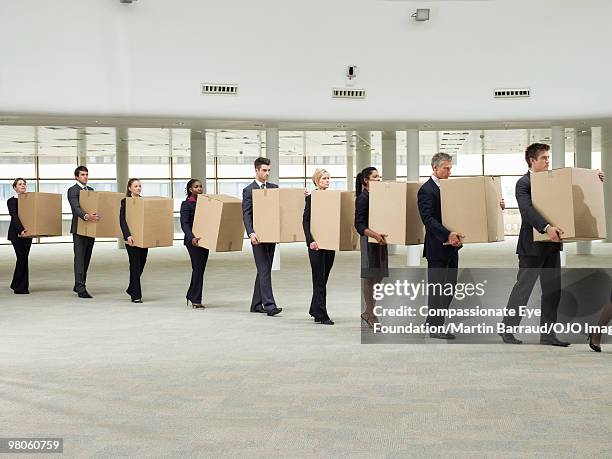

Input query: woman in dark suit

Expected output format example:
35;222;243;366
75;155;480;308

7;178;31;294
180;179;208;309
354;167;388;328
588;291;612;352
119;178;148;303
303;169;335;325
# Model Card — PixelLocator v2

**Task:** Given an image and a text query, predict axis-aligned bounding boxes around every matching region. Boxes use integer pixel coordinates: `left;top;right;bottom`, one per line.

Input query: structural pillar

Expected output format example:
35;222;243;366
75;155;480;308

266;128;281;270
602;125;612;243
382;131;398;254
551;125;566;266
190;130;207;192
406;128;421;266
77;127;87;166
346;131;354;191
355;130;371;174
116;127;129;249
575;128;592;255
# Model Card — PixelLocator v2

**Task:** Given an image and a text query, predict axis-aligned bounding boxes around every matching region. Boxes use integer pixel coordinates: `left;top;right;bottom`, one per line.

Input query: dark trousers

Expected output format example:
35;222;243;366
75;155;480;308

10;237;32;293
502;252;561;328
186;243;209;304
308;248;335;320
126;245;148;300
73;234;95;294
250;243;277;312
425;255;459;327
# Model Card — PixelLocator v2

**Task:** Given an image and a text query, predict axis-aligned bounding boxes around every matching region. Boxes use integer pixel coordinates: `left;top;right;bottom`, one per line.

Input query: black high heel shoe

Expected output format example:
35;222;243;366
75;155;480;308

588;334;601;353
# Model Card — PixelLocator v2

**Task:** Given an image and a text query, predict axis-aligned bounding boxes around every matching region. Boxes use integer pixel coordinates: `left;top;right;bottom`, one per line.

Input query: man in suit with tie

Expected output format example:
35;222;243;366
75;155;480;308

242;157;282;316
67;166;99;298
497;143;605;346
418;153;463;340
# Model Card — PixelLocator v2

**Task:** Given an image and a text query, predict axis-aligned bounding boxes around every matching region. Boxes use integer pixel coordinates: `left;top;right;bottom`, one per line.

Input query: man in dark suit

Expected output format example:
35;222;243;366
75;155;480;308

67;166;99;298
242;157;282;317
498;143;600;346
418;153;463;340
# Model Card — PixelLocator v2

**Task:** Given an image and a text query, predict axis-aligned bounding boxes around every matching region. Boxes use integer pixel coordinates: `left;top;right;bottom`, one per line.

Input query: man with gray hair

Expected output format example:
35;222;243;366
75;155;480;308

417;153;463;340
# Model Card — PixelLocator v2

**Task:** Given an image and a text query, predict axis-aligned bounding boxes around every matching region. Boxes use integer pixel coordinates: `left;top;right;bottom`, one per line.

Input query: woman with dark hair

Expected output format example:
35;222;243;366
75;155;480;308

303;168;335;325
180;179;208;309
354;167;388;328
588;292;612;352
119;178;148;303
7;178;31;294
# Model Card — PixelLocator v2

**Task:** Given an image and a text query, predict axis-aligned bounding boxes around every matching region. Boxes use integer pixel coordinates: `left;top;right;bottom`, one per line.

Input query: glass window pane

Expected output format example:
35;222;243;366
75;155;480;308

128;128;170;178
279;131;304;178
38;126;78;178
500;176;521;208
484;154;526;175
217;130;264;178
85;127;116;178
305;131;347;179
0;126;36;178
217;179;255;198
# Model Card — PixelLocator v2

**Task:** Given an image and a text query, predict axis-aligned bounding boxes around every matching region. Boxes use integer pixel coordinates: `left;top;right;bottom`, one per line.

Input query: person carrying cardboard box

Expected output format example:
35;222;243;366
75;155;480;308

418;153;463;340
119;179;148;304
180;179;209;309
499;143;604;346
242;157;282;317
67;166;99;299
7;178;31;294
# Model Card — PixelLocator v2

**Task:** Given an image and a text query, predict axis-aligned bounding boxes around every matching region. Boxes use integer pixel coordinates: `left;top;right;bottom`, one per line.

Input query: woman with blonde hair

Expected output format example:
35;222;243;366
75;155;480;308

302;168;335;325
119;178;148;303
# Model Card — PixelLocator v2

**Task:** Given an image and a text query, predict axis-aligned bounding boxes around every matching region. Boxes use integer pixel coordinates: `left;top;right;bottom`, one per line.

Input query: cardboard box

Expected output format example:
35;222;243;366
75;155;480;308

532;167;606;242
125;196;174;248
77;191;124;238
440;176;504;244
368;180;424;245
253;188;306;243
17;192;62;237
310;190;360;251
192;194;244;252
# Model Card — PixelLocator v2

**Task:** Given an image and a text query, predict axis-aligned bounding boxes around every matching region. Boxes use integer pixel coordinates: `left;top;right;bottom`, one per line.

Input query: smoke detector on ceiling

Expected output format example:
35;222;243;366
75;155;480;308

120;0;138;4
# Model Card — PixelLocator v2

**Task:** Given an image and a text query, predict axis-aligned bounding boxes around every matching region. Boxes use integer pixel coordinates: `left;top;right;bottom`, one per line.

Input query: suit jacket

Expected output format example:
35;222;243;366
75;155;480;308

7;196;24;242
119;198;131;241
354;190;370;237
180;198;197;246
241;180;279;236
67;183;94;234
417;178;459;261
303;194;314;246
515;172;562;257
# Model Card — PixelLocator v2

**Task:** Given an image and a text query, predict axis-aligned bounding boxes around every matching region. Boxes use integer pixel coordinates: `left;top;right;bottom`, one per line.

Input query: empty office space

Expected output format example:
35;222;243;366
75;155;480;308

1;1;611;457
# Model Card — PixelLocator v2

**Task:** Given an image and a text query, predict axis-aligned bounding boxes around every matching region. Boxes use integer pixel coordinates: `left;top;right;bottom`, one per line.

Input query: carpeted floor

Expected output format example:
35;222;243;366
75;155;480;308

0;238;611;457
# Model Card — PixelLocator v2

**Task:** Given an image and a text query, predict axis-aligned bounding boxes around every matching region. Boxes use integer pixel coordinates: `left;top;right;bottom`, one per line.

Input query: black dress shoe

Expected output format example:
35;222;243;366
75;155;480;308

73;287;77;293
499;332;523;344
251;305;266;313
14;290;30;294
429;332;456;340
588;334;601;352
77;291;93;299
267;307;282;316
131;298;143;303
540;333;570;347
314;317;322;323
321;319;335;325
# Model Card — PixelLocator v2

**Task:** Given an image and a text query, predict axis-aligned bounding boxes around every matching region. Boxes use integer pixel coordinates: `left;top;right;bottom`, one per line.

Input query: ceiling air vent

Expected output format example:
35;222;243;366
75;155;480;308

201;83;238;95
494;88;531;99
332;88;366;99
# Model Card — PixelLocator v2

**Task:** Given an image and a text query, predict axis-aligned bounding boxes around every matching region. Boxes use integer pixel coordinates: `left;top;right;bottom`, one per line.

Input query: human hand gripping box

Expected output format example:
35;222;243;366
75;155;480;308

252;188;305;243
532;167;606;242
125;197;174;248
192;194;244;252
440;176;504;243
310;190;359;251
17;192;62;237
368;180;424;245
77;191;124;238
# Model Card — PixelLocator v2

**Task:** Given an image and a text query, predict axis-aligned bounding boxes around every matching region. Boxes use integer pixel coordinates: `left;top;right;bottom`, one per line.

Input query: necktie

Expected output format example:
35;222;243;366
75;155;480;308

260;184;265;189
